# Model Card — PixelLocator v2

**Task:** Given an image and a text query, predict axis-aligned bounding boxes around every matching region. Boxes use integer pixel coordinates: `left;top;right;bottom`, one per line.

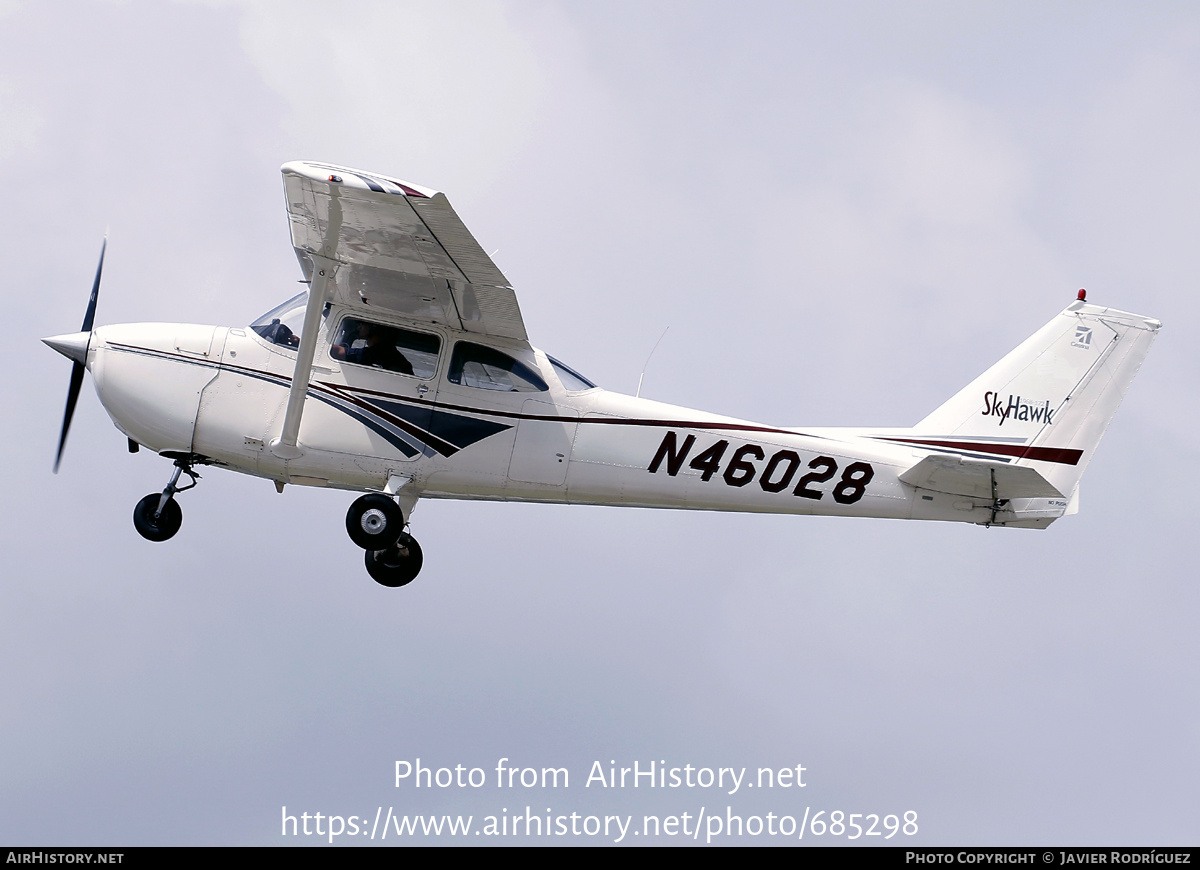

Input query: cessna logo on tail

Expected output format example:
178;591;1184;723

1072;325;1093;349
982;392;1056;426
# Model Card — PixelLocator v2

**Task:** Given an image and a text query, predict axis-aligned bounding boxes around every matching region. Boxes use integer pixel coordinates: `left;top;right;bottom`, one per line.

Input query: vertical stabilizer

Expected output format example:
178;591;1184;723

902;300;1159;500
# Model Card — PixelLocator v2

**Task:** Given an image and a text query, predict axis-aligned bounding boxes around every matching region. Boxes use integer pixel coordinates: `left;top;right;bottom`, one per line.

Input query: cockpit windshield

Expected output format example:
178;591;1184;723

250;291;309;348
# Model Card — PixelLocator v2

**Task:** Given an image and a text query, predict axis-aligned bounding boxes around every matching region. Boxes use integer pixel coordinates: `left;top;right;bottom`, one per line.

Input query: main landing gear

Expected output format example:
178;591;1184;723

132;456;199;542
346;493;423;587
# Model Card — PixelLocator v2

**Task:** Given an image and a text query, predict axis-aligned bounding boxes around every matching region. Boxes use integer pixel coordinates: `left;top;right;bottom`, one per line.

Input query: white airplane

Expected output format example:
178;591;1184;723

44;161;1161;587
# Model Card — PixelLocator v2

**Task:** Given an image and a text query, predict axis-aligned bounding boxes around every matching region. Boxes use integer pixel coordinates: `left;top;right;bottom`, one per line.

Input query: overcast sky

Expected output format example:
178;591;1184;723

2;0;1197;846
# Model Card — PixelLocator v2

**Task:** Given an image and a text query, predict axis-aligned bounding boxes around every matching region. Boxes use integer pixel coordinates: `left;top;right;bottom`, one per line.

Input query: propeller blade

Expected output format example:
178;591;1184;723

52;238;106;473
54;361;85;473
81;237;105;333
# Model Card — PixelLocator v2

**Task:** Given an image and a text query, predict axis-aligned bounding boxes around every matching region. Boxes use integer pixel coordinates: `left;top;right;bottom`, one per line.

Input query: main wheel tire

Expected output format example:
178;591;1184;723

133;493;183;542
365;533;423;587
346;493;404;550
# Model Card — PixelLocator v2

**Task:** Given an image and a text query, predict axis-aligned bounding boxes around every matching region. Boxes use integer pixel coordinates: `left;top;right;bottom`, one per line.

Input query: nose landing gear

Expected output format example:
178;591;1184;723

345;492;422;587
132;457;199;542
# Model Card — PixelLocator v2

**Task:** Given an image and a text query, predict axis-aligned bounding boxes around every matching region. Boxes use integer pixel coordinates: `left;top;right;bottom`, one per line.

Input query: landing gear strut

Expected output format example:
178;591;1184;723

132;458;199;542
345;492;423;587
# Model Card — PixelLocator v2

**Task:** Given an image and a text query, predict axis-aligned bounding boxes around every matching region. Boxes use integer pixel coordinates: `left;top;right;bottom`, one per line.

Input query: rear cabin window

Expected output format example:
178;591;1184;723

448;342;548;392
331;318;440;379
547;355;597;391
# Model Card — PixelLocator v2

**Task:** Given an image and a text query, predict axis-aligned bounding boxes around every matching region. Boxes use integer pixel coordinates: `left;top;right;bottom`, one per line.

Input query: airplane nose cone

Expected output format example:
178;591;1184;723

43;331;91;365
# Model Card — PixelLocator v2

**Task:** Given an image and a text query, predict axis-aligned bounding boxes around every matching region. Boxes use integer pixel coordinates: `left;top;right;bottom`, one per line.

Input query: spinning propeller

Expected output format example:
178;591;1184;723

43;238;106;472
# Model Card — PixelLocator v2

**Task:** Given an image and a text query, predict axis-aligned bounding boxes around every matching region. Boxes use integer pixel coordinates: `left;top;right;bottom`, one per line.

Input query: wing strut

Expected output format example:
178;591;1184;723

270;253;339;459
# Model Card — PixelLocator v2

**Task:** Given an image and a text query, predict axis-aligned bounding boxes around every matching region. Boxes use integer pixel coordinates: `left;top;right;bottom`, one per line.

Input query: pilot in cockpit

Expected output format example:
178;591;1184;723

257;318;300;347
331;319;414;375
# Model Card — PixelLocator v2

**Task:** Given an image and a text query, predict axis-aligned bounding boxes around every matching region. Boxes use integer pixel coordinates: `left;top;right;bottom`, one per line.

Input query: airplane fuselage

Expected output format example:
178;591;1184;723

84;310;1049;530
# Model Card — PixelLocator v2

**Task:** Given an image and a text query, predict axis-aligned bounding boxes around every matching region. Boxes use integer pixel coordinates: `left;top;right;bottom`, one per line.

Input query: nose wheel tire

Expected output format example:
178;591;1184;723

365;533;423;587
133;494;183;542
346;493;404;550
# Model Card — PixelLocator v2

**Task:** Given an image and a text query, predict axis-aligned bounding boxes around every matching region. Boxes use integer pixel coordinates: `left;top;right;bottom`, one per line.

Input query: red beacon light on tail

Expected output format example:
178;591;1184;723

1077;289;1087;301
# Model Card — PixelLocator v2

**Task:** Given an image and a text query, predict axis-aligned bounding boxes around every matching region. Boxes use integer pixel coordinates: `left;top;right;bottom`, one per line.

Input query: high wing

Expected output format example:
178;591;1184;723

281;160;527;342
270;161;527;459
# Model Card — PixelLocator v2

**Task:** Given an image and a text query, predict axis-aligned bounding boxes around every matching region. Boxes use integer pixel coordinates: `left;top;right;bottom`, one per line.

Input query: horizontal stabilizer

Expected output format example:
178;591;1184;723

900;454;1063;501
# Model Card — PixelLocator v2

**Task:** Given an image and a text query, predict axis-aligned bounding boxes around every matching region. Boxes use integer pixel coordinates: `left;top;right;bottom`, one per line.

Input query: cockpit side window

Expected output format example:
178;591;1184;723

448;342;548;392
330;317;440;379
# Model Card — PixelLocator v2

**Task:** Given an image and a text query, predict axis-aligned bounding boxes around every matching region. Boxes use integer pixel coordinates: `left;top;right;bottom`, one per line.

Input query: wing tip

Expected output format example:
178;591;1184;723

281;160;440;199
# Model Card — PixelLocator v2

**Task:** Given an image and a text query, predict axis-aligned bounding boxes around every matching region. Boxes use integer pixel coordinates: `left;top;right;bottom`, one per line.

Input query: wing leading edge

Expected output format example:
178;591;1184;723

281;161;527;343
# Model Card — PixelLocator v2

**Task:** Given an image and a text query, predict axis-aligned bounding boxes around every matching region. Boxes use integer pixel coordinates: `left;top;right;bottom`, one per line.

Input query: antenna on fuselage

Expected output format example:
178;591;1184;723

635;326;670;399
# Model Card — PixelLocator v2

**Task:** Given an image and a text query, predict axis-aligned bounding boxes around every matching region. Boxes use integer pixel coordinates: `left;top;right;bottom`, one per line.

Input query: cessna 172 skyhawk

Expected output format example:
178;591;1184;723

44;161;1160;587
